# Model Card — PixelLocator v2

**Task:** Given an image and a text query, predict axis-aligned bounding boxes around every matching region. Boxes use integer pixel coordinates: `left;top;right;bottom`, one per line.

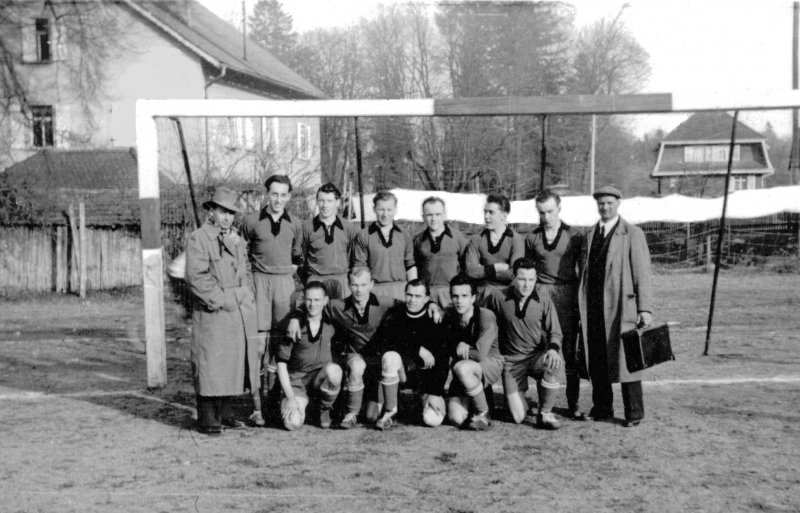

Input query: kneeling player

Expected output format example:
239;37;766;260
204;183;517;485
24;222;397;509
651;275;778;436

446;274;504;430
276;282;342;430
364;279;449;430
485;258;564;429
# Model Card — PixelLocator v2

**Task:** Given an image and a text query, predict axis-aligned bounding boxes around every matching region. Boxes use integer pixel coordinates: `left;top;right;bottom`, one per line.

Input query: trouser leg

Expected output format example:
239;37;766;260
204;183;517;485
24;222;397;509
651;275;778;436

196;395;223;429
566;372;581;412
621;381;644;421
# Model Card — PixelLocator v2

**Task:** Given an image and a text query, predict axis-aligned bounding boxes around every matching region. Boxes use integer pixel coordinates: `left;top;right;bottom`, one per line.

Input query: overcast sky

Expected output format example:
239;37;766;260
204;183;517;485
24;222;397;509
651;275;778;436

198;0;797;138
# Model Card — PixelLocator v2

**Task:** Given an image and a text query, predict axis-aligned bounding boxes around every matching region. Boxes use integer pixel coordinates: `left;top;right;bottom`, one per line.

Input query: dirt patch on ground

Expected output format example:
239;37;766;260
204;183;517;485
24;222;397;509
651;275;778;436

1;274;799;512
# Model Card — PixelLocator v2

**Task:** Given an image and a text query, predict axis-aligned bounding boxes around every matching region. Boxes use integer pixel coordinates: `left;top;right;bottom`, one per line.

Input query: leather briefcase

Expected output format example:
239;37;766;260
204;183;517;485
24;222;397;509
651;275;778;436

621;323;675;373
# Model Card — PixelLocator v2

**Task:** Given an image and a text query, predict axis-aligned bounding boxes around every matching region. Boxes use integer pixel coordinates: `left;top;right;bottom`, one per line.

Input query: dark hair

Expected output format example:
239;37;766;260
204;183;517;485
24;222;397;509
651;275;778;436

449;274;477;296
421;196;445;210
405;278;430;296
512;257;537;275
486;194;511;214
348;266;373;282
317;182;342;200
373;191;397;206
535;188;561;206
264;174;293;193
304;281;328;297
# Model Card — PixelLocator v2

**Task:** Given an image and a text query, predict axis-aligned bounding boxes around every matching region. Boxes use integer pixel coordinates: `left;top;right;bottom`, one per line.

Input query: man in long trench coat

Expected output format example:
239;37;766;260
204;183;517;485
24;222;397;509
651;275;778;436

578;186;653;427
185;187;261;435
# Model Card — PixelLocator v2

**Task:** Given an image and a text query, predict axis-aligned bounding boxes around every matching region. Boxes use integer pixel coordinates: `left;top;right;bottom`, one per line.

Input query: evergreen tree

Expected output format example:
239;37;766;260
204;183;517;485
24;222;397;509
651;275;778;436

249;0;298;64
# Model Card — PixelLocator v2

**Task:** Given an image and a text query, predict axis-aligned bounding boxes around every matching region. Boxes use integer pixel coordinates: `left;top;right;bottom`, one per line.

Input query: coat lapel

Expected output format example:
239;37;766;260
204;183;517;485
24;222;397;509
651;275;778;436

605;218;628;277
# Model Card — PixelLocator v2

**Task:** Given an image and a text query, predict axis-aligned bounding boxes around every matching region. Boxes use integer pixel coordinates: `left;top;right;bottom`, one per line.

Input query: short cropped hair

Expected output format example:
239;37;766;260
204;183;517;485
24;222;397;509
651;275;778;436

264;174;293;193
535;188;561;206
421;196;446;210
405;278;430;296
304;281;328;297
373;191;397;206
486;194;511;213
512;257;537;275
348;266;373;282
449;273;477;296
317;182;342;199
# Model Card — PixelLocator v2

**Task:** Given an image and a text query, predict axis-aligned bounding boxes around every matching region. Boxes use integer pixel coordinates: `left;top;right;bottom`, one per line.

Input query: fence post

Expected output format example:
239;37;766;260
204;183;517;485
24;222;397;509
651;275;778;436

79;202;87;298
706;235;712;268
68;204;79;293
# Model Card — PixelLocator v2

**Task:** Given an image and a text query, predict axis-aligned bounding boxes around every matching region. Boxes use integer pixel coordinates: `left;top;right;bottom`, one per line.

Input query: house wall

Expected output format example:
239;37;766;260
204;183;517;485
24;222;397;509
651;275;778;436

1;1;321;190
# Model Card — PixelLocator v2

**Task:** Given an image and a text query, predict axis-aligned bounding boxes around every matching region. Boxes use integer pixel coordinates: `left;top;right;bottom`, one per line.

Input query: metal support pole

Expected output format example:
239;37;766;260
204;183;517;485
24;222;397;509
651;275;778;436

704;110;739;356
540;115;547;191
354;117;366;229
173;118;202;228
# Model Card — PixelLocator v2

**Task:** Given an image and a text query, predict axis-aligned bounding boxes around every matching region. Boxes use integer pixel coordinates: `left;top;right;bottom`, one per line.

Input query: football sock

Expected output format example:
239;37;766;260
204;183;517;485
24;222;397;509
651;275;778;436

347;381;364;414
466;383;489;414
320;384;340;410
381;376;400;413
538;379;560;414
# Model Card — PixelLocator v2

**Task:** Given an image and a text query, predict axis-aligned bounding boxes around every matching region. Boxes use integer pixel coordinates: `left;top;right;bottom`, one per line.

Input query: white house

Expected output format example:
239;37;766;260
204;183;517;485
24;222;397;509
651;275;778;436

1;0;326;190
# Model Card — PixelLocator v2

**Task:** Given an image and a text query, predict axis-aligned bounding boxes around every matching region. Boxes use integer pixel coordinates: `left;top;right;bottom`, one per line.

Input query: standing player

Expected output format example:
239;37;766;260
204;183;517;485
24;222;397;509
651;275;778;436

352;191;417;300
275;282;342;430
362;279;450;430
446;274;504;430
525;189;585;420
301;183;359;300
485;259;564;430
465;194;524;304
241;175;303;425
413;197;469;307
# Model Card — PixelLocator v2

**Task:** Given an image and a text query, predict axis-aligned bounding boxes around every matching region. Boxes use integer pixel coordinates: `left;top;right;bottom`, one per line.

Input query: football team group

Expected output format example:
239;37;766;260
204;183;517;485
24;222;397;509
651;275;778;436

185;175;654;436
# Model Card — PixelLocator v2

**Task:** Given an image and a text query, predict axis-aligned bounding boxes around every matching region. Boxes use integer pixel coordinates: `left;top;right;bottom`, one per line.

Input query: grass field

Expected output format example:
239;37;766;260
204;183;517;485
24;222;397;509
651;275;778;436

1;270;799;513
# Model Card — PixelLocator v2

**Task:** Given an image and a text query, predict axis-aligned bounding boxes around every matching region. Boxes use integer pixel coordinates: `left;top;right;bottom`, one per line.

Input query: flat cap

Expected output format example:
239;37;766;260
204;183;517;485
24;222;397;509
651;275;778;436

592;185;622;199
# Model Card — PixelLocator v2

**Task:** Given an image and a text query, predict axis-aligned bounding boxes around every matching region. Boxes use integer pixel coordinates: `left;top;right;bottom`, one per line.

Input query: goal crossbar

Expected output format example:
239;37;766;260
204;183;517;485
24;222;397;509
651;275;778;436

137;92;800;387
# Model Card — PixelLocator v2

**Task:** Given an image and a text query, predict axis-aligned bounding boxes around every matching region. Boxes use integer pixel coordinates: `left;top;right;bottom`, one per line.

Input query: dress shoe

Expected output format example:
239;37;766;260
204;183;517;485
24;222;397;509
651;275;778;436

568;409;587;421
623;419;642;428
197;425;222;436
221;418;246;429
588;408;613;421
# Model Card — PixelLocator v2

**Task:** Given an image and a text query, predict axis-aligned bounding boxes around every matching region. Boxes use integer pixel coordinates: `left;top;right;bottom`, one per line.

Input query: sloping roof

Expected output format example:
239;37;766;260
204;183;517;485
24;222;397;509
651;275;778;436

131;0;325;100
1;149;192;226
3;148;141;189
664;112;765;142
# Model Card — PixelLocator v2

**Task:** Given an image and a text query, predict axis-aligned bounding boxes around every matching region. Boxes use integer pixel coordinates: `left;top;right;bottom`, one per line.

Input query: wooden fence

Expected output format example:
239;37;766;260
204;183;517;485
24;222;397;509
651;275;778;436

1;226;142;293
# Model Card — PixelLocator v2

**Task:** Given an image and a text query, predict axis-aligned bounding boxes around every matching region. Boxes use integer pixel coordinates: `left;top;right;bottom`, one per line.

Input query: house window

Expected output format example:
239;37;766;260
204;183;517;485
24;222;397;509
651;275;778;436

297;123;310;160
31;105;54;147
243;118;255;150
730;176;747;192
685;146;703;163
261;117;277;152
685;144;741;163
35;18;51;61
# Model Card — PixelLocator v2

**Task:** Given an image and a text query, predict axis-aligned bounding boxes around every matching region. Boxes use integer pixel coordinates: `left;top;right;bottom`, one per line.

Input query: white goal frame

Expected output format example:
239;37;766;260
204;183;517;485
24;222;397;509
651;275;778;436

136;92;800;387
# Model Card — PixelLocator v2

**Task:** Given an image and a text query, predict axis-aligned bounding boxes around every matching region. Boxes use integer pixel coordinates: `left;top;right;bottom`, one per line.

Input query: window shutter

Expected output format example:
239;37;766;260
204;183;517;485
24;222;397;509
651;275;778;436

21;19;35;62
747;175;756;190
261;117;271;152
272;118;280;153
54;21;68;61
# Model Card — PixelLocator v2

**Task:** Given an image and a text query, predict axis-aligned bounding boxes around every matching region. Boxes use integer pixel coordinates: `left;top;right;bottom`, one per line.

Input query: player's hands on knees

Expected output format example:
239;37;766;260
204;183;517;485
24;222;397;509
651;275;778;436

419;346;435;369
426;302;443;323
544;349;563;370
287;318;302;341
637;312;653;328
456;342;470;361
281;396;300;422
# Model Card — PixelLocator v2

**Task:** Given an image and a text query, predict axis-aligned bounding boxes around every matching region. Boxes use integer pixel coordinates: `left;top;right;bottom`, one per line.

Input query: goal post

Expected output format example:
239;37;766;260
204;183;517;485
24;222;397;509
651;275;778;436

136;91;800;388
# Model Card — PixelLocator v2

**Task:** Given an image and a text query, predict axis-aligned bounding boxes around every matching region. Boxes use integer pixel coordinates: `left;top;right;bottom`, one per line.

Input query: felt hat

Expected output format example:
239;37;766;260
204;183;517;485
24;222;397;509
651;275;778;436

592;185;622;200
203;187;241;213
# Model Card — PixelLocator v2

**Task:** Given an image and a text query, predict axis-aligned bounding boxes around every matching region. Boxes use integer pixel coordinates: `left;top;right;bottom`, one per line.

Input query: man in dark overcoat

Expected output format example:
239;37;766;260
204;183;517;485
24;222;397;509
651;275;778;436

185;187;260;435
578;186;653;427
